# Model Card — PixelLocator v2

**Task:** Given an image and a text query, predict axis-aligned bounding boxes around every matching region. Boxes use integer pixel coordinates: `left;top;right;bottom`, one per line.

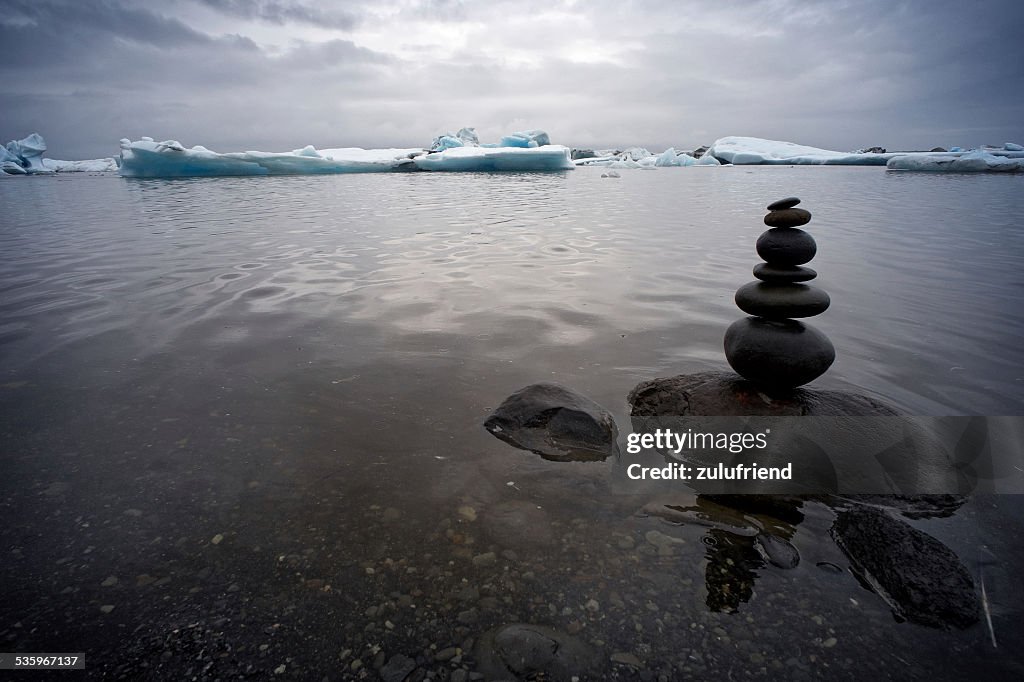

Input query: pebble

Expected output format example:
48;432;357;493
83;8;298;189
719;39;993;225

101;575;118;587
767;197;800;210
611;652;642;668
764;207;812;228
471;552;497;567
734;282;830;319
211;534;224;545
822;637;838;648
753;263;817;283
99;604;115;614
755;228;817;266
457;506;477;521
725;318;836;389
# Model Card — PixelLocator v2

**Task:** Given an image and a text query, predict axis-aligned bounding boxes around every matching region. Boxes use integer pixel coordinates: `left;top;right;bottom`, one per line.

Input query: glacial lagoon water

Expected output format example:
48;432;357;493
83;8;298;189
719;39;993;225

1;167;1023;679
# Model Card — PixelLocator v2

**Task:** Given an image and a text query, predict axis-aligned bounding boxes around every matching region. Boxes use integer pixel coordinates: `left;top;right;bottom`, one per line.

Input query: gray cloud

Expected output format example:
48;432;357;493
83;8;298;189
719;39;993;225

2;0;1022;159
198;0;359;30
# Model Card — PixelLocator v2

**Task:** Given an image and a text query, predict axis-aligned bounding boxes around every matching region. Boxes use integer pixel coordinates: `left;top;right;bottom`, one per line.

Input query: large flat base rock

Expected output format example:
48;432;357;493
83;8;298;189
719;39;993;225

628;370;900;416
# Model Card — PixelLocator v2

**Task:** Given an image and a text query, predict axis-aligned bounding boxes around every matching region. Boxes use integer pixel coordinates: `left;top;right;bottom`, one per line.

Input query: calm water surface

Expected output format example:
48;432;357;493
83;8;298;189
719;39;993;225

1;167;1022;679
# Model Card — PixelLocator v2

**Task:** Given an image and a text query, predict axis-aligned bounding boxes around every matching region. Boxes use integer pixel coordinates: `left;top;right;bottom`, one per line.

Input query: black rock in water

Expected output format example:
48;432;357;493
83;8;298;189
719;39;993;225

753;263;817;283
724;317;835;390
756;228;817;266
764;207;812;228
734;282;831;318
831;506;980;629
474;623;599;680
628;372;896;416
767;196;801;210
484;383;618;461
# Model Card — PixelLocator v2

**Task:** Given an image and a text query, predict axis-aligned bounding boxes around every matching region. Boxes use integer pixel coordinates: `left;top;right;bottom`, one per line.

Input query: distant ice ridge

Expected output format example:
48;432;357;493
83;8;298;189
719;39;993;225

118;129;573;177
704;136;900;165
1;133;116;174
887;150;1024;172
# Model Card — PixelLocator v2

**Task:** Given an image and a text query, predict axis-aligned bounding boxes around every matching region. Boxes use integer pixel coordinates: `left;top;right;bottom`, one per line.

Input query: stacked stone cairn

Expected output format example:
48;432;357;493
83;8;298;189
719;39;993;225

724;197;835;390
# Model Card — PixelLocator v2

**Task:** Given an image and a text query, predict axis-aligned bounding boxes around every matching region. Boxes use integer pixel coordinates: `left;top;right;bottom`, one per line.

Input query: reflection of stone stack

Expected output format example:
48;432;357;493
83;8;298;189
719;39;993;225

724;197;835;390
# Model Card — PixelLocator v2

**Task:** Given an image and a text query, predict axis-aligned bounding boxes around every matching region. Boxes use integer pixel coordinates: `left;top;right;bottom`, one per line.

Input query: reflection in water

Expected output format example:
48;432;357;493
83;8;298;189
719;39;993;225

0;170;1022;678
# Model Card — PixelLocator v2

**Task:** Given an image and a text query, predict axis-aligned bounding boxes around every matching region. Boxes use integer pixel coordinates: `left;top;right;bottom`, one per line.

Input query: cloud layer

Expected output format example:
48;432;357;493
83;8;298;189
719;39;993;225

2;0;1022;159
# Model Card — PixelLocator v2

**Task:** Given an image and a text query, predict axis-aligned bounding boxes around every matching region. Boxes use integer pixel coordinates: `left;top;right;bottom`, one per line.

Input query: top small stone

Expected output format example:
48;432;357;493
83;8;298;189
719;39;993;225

767;197;801;211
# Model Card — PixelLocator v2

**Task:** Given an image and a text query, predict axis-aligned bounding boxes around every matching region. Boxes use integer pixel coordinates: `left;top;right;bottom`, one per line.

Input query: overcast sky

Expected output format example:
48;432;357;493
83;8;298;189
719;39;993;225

3;0;1023;159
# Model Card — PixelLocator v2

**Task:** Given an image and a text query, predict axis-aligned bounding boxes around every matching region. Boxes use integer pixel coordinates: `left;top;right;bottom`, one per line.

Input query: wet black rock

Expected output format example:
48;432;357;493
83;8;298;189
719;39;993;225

628;371;899;416
474;623;599;680
484;383;618;461
734;282;830;319
755;533;800;569
380;654;417;682
753;263;817;283
725;318;835;390
755;228;817;266
764;207;812;228
831;506;980;629
930;147;948;153
767;196;801;211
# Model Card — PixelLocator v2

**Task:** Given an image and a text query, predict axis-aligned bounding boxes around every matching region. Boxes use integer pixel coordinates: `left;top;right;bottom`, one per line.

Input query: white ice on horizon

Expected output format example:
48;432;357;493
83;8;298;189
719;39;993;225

886;150;1024;172
118;129;575;177
704;136;900;166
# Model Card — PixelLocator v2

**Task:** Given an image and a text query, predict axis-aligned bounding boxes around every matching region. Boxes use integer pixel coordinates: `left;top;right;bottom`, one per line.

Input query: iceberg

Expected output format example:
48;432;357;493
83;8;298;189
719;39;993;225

412;145;573;171
2;133;117;174
705;136;900;165
118;129;573;177
118;138;425;177
886;150;1024;172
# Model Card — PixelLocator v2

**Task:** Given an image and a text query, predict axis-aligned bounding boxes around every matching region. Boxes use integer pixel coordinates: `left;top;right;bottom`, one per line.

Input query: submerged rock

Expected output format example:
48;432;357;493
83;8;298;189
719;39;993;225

831;505;980;629
485;383;618;461
474;623;599;680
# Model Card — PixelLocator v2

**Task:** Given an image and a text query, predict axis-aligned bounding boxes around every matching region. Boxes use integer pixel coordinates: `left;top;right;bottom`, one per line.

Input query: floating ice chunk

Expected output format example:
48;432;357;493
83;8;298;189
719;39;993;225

695;153;721;166
1;133;116;174
619;147;652;162
412;145;573;172
1006;142;1023;152
430;134;464;151
118;137;424;177
706;136;898;165
949;146;963;152
5;133;53;173
653;148;697;167
887;150;1024;172
498;130;551;148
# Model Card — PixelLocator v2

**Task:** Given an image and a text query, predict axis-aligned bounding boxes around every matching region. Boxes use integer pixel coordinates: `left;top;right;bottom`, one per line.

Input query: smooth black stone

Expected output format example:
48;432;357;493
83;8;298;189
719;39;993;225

753;263;817;283
756;228;817;266
734;281;830;318
764;207;812;228
767;196;800;210
724;317;835;389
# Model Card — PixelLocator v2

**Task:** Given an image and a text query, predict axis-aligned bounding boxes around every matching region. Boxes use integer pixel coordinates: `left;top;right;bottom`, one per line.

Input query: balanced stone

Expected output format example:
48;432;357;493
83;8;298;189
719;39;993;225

753;263;817;283
767;197;801;211
724;317;835;389
764;207;812;228
734;282;830;319
756;228;816;266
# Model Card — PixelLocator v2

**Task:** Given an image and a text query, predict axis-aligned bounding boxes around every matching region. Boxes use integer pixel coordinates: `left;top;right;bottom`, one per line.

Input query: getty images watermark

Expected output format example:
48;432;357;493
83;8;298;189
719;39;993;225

616;416;1024;495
